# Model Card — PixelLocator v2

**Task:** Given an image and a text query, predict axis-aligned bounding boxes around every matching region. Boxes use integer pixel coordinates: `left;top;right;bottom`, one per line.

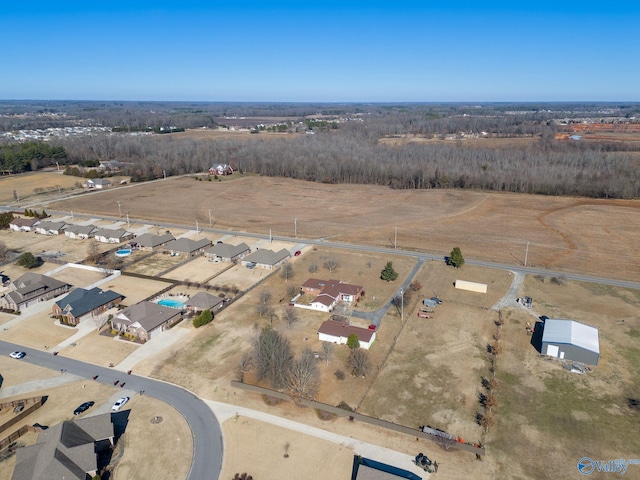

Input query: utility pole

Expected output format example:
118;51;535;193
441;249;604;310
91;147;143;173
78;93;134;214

196;220;199;234
524;241;529;267
269;229;272;244
294;218;297;238
394;227;398;250
400;288;404;323
126;213;130;227
208;209;212;227
117;201;122;218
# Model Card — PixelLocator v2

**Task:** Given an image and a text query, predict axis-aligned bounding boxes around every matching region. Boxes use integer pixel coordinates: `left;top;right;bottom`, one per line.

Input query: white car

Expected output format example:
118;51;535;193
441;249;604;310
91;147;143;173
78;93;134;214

112;396;130;411
9;351;26;359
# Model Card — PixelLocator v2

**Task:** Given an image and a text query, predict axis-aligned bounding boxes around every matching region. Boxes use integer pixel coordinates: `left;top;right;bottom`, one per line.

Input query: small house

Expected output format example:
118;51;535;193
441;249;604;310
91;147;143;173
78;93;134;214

132;232;175;251
204;242;250;262
9;217;38;232
52;287;125;325
241;248;290;270
1;273;71;311
86;178;112;189
111;301;182;342
94;227;134;244
34;220;66;235
317;319;376;349
163;237;211;256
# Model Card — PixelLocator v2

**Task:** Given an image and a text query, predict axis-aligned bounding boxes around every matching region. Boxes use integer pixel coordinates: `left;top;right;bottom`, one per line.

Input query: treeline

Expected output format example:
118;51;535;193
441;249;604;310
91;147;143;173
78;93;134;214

0;142;67;173
57;127;640;199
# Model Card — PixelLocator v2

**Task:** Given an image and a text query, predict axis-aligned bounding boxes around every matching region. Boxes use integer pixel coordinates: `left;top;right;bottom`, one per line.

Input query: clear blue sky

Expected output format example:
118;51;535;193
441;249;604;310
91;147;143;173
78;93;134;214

2;1;639;102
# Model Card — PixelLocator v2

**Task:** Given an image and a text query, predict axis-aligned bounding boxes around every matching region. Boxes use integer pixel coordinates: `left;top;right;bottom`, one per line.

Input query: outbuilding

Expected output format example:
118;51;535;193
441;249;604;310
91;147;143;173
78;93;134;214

541;319;600;366
454;279;487;293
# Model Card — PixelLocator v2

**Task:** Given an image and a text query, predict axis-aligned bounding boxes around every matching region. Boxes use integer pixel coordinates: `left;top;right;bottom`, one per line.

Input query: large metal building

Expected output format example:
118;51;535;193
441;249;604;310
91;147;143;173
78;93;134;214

541;319;600;366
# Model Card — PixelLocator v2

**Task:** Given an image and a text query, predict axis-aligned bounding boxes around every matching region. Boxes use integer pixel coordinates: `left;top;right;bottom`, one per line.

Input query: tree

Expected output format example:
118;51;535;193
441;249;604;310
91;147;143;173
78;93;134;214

282;306;299;328
322;341;334;366
409;280;422;291
380;261;399;282
193;309;213;328
347;349;371;377
449;247;464;268
253;327;293;389
280;262;294;282
323;256;339;273
308;260;318;274
255;303;270;318
259;289;272;305
86;242;102;264
286;283;298;298
239;352;253;382
346;333;360;350
287;348;320;400
17;251;37;269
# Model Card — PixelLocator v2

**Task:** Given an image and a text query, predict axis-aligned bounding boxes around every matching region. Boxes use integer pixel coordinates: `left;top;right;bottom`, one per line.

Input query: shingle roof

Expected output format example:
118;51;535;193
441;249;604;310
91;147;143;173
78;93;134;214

243;248;290;266
35;220;66;232
186;292;224;310
94;227;130;239
134;233;175;248
164;237;211;253
55;287;124;319
10;218;38;227
205;242;250;259
318;320;375;343
65;224;96;235
115;301;182;333
6;273;70;305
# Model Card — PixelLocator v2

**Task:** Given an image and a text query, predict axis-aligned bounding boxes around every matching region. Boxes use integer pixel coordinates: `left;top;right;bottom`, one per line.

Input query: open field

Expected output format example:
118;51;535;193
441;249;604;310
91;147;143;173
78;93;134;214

59;332;140;367
0;171;82;204
46;175;640;281
379;134;540;149
0;310;76;349
99;275;169;305
162;256;226;283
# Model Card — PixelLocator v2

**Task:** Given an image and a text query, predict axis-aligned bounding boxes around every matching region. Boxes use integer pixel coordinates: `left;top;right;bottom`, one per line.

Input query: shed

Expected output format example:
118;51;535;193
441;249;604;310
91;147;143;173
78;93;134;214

454;279;487;294
541;319;599;366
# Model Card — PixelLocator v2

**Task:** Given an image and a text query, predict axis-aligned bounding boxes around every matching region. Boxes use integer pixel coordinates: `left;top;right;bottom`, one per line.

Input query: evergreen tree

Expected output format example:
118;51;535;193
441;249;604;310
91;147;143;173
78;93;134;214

449;247;465;268
380;261;399;282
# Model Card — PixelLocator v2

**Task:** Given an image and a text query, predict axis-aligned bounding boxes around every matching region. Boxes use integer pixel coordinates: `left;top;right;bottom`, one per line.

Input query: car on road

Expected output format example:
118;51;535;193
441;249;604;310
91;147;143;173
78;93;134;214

112;396;130;411
9;351;26;359
368;324;377;331
74;401;95;415
294;250;302;256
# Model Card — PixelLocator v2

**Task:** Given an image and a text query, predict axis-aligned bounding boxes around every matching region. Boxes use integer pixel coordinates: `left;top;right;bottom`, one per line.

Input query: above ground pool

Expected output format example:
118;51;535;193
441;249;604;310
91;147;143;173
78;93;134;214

115;249;132;257
158;298;185;309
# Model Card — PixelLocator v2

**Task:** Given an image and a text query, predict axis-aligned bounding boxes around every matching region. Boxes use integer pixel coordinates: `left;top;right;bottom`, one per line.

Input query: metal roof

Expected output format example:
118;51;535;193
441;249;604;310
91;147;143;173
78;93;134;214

542;319;599;354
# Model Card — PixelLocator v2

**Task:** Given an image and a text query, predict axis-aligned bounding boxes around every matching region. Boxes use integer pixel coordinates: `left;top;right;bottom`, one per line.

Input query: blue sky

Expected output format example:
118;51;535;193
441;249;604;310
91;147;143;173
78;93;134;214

2;1;639;102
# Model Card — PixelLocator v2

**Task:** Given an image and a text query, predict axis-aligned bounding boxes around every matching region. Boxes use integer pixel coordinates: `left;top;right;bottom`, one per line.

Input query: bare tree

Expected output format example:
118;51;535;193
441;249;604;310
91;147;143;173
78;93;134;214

280;262;294;282
0;241;8;260
253;327;293;389
239;352;253;382
286;283;298;298
86;241;101;264
259;289;272;305
256;303;269;318
287;348;320;400
347;349;371;377
323;256;339;273
322;342;334;367
282;306;299;328
308;260;318;274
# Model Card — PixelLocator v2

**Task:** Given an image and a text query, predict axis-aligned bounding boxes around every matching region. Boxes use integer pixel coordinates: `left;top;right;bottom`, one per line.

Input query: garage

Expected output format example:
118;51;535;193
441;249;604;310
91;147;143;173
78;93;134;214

541;319;600;366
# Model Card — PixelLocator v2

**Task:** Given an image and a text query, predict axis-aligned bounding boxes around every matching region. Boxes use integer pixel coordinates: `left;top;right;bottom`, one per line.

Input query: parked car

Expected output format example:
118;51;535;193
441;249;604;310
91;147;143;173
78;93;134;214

112;396;130;411
430;297;443;305
294;250;302;256
368;324;377;331
9;351;26;359
74;401;95;415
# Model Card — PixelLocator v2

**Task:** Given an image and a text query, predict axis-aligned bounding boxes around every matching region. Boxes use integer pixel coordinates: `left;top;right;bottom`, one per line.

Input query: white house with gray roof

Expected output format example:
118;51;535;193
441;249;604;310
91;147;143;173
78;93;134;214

94;227;134;244
111;301;183;342
241;248;290;269
204;242;250;261
64;224;97;240
541;319;600;366
163;237;211;256
34;220;66;235
132;232;175;251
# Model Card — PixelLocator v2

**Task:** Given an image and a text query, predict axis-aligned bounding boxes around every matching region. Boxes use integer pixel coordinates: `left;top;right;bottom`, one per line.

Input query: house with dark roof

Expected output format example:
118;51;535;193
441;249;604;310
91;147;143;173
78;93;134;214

317;319;376;349
131;233;175;251
241;248;290;270
9;218;39;232
94;227;134;244
163;237;211;256
204;242;250;262
299;278;363;312
11;413;115;480
1;273;71;311
111;301;183;342
541;319;600;366
185;291;225;313
64;224;97;240
52;287;125;325
351;456;423;480
34;220;66;235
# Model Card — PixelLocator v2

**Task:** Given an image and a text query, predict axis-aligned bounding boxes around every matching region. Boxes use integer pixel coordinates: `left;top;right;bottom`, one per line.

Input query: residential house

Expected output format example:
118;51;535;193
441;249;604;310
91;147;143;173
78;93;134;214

317;319;376;350
34;220;66;235
0;273;71;311
241;248;290;270
9;218;38;232
98;160;124;171
52;287;125;325
94;227;134;244
163;237;211;256
204;242;250;262
86;178;111;189
208;163;233;175
111;301;183;342
185;291;225;313
299;278;363;312
11;413;115;480
541;319;600;366
131;232;175;251
64;224;97;240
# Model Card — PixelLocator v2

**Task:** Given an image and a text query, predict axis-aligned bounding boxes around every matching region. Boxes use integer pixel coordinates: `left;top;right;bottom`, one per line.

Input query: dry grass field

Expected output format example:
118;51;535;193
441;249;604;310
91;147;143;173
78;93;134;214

0;171;82;204
0;310;76;349
47;175;640;282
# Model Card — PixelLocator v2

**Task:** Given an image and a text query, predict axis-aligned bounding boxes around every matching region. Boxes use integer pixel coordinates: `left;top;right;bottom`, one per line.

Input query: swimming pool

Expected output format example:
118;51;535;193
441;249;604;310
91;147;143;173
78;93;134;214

158;298;185;309
115;249;132;257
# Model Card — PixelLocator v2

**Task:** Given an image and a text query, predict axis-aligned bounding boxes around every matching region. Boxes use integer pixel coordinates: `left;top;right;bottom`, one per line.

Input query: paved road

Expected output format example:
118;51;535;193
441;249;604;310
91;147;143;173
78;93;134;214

0;340;223;480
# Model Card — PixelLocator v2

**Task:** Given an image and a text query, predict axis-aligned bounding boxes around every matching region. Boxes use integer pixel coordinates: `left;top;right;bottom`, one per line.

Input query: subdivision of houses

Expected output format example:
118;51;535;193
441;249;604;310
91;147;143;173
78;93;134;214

11;413;115;480
0;272;71;311
163;237;211;256
86;178;111;189
298;278;363;312
208;163;234;175
64;224;97;240
52;287;125;325
241;248;290;269
317;319;376;349
204;242;250;262
110;301;183;342
9;217;38;232
185;291;225;313
93;227;134;244
34;220;66;235
131;232;175;251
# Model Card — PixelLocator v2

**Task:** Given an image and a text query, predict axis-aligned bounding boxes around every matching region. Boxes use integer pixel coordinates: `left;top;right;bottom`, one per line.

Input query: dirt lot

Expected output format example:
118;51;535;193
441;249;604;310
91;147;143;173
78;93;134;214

48;175;640;282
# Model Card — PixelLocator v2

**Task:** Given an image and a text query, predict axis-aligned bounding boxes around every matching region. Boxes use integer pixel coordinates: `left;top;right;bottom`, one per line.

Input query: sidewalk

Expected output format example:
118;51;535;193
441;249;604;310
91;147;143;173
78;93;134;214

206;400;430;479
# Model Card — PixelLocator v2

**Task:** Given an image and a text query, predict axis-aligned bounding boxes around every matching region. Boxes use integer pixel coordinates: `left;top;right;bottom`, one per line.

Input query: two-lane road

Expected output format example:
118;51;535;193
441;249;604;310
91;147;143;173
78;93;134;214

0;340;223;480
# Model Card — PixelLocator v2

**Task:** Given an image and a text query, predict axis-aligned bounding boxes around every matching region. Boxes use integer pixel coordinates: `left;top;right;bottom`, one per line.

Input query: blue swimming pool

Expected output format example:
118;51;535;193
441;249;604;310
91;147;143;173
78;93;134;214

158;298;185;309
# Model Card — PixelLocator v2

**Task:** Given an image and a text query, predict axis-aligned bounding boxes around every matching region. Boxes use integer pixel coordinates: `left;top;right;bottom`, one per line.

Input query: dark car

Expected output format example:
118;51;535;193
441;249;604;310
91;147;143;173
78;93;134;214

73;401;95;415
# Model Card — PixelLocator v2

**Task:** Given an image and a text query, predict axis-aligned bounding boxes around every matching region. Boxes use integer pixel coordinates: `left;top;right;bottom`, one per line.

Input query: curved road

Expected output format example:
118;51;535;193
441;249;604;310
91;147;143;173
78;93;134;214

0;340;223;480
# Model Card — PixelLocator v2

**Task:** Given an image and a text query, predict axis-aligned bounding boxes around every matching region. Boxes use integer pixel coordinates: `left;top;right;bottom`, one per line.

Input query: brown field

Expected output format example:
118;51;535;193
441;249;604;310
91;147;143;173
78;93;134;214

171;127;303;141
379;134;539;149
48;175;640;282
0;171;82;204
99;275;170;305
59;332;140;367
0;310;76;349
